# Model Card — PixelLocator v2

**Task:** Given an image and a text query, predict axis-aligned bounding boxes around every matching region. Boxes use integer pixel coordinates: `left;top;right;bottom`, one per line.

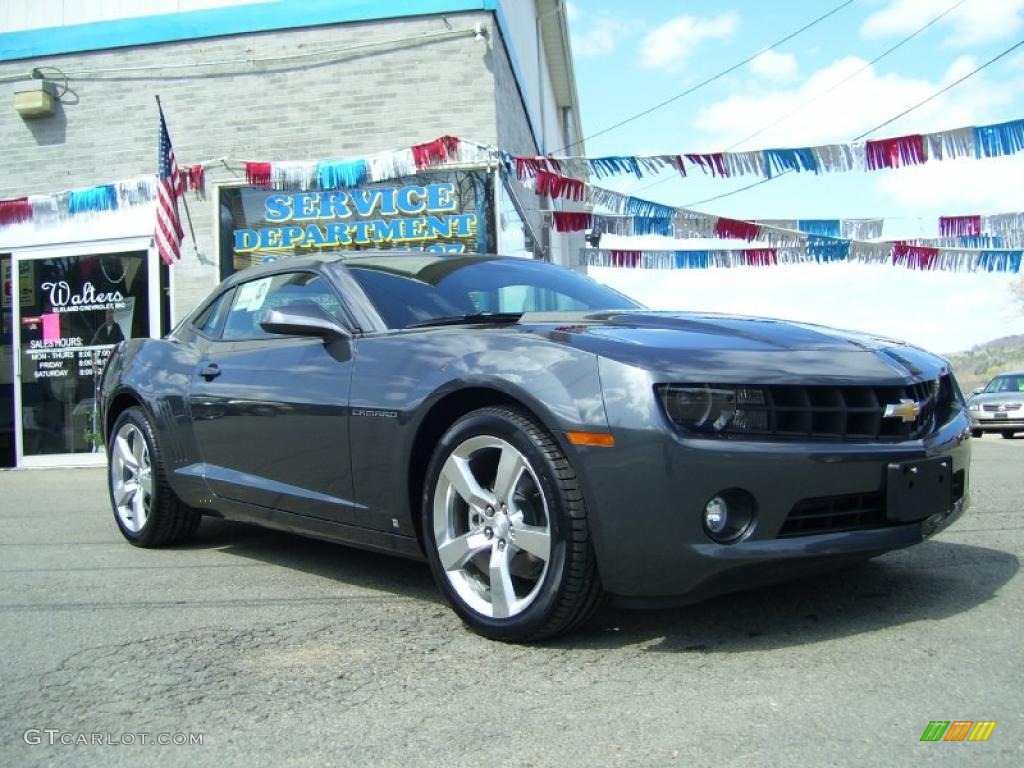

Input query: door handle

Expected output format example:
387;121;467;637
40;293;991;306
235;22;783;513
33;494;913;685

199;363;221;381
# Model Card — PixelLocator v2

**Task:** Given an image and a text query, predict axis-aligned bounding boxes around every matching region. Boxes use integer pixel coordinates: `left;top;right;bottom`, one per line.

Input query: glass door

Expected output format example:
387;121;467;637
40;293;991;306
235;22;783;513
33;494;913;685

1;253;14;467
13;244;158;467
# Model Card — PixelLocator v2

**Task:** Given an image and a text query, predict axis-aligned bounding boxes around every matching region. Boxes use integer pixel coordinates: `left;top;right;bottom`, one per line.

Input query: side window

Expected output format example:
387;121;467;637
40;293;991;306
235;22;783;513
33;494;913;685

221;272;343;341
193;289;234;337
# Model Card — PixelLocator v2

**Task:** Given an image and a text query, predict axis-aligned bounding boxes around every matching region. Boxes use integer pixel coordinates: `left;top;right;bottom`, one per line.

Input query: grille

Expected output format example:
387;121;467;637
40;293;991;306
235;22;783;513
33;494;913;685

778;492;885;537
737;377;953;441
779;469;966;538
983;402;1021;412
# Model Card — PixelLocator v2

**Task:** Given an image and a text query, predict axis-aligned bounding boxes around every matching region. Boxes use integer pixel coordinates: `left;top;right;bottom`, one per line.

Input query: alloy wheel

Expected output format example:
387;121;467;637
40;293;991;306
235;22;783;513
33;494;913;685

110;422;153;533
432;435;552;619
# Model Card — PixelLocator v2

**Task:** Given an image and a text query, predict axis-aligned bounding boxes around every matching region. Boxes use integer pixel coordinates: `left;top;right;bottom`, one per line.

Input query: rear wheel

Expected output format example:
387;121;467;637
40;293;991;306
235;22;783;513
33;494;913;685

970;429;983;438
108;407;200;547
422;407;602;642
1001;430;1016;439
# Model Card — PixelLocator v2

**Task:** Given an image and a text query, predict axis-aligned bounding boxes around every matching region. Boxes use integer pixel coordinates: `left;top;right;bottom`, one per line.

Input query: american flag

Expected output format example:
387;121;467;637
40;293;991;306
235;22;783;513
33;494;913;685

155;100;184;265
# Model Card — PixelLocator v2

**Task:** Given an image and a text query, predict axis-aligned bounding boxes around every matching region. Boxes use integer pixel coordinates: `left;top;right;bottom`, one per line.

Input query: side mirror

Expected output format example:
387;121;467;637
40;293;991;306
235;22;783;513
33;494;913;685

972;386;984;395
260;303;351;340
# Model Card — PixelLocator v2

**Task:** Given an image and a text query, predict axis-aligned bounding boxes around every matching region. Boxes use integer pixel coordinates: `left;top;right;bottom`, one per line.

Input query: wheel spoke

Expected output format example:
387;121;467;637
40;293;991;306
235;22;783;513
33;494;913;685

116;435;137;470
489;544;516;618
137;468;153;497
437;530;492;571
116;481;137;508
511;523;551;562
131;487;147;530
133;433;147;473
493;446;525;506
441;454;495;511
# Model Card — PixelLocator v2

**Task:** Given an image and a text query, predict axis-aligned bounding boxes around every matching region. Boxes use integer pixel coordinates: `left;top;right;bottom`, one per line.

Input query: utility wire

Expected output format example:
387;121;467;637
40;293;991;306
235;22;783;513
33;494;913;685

554;0;856;154
684;34;1024;208
0;25;481;82
724;0;968;150
628;0;969;199
853;36;1024;139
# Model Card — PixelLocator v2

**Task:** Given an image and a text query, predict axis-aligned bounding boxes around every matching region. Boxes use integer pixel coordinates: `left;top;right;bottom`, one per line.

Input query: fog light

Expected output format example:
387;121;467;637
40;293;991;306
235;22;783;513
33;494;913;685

704;496;728;533
702;489;756;543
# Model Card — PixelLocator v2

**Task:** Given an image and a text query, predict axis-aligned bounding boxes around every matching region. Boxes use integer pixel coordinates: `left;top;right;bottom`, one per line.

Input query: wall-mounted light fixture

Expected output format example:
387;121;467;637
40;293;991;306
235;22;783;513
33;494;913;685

14;79;57;118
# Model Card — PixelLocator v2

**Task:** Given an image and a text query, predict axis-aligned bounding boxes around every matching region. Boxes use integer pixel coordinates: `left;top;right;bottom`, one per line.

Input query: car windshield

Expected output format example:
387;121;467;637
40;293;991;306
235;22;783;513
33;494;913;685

332;255;643;330
984;375;1024;394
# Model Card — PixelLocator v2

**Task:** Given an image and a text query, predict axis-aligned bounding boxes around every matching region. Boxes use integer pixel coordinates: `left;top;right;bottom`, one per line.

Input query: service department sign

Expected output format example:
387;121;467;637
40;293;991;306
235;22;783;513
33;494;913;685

221;171;494;275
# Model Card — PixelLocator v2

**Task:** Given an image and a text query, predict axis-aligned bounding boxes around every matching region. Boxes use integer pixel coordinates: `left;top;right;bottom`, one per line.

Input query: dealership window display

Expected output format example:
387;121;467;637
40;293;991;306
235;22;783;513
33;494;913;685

17;251;150;456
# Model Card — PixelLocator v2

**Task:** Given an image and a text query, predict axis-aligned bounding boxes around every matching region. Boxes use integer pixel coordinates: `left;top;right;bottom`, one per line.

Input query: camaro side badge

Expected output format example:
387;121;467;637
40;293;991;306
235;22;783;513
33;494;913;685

883;398;921;423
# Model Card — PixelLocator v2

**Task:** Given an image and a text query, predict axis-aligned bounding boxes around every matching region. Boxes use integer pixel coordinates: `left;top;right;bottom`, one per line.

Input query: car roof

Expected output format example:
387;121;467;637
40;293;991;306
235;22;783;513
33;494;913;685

990;371;1024;377
220;250;499;287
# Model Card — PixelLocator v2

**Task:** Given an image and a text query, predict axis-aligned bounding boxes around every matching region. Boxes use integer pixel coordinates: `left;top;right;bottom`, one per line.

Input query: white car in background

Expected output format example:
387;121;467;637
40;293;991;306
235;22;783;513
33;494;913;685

969;371;1024;438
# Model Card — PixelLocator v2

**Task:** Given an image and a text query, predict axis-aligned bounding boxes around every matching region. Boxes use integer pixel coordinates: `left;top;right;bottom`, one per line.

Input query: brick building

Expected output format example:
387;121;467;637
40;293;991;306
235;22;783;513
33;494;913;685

0;0;584;468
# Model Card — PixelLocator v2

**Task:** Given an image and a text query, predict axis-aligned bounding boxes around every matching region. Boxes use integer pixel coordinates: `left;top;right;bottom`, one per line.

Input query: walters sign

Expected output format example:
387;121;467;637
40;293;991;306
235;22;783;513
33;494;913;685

223;172;494;274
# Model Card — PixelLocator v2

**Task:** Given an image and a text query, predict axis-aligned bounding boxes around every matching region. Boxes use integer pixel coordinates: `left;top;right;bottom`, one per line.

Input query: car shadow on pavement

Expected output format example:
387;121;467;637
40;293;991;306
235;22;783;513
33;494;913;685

562;540;1019;653
179;522;1017;651
180;517;440;603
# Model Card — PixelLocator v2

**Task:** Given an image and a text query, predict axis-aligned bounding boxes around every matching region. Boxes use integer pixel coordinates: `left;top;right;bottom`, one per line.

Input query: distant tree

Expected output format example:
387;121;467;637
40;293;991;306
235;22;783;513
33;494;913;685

1013;276;1024;316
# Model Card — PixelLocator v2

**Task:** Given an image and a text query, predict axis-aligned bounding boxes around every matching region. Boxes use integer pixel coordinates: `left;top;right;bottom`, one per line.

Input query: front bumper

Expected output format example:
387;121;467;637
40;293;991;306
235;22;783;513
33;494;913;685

577;365;972;600
970;412;1024;431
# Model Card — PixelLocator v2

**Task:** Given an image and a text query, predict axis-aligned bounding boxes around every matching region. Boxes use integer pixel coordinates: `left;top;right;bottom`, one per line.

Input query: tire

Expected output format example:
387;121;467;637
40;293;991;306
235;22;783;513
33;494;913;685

1001;430;1015;439
970;429;983;438
108;406;201;547
422;406;602;642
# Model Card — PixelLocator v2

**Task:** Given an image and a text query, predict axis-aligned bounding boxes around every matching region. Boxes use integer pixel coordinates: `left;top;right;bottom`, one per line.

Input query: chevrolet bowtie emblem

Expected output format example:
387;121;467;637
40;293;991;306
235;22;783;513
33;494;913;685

883;398;921;423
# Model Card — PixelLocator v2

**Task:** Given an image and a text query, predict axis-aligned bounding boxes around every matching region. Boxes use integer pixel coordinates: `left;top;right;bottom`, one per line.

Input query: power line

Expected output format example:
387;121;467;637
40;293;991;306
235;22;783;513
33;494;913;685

853;36;1024;139
685;34;1024;208
628;0;969;199
725;0;968;150
555;0;856;154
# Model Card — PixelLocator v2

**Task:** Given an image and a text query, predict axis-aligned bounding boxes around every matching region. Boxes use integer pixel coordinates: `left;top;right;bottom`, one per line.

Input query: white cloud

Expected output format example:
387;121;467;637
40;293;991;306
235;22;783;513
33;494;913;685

639;13;739;73
749;50;798;80
875;155;1024;210
565;1;578;22
692;55;1018;150
861;0;1024;48
568;9;641;58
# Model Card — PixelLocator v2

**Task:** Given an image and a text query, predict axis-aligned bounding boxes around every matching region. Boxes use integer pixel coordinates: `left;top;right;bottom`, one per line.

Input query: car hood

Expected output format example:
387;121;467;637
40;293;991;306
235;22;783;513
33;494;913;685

516;310;950;384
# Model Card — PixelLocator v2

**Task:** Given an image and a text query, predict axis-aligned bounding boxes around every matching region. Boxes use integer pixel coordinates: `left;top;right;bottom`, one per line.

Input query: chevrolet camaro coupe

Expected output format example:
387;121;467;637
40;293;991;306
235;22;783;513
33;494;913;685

99;252;971;641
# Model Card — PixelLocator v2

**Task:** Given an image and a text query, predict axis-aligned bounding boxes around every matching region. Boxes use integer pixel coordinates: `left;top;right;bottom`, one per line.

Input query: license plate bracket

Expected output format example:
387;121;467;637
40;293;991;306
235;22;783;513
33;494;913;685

886;458;952;523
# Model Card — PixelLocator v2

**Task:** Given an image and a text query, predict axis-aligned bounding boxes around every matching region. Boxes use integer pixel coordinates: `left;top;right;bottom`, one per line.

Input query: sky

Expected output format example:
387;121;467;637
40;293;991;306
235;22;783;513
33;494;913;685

563;0;1024;353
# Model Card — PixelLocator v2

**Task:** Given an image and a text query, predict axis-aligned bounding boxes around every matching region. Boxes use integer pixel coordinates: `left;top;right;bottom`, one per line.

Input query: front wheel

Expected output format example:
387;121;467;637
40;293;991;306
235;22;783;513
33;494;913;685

108;407;200;547
422;407;602;642
1001;430;1016;439
970;429;983;438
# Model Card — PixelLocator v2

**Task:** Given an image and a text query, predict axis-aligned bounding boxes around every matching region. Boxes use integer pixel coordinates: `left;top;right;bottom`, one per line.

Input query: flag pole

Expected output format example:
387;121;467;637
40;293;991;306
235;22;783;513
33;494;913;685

155;95;213;266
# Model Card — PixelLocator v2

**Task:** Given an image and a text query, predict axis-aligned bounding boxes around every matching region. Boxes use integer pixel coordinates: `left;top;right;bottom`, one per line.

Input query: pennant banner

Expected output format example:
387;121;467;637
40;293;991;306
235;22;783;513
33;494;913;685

0;136;494;231
3;127;1024;279
510;117;1024;183
584;246;1022;273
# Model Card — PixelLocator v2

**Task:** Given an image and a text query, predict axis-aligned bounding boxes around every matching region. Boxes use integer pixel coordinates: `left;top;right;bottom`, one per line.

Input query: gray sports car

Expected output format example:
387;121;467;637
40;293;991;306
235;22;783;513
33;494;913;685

99;252;971;641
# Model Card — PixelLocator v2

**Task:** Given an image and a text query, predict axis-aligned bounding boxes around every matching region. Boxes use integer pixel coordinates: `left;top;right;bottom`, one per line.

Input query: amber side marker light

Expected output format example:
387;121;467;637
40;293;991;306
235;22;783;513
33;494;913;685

566;431;616;447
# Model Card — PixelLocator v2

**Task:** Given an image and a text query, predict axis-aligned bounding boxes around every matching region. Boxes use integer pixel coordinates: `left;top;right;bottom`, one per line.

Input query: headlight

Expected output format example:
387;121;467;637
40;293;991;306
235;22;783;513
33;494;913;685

657;384;769;435
968;401;980;411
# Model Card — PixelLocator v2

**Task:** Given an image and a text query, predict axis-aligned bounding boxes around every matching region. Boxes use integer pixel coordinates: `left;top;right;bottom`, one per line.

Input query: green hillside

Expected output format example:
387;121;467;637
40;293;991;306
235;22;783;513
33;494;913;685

944;334;1024;392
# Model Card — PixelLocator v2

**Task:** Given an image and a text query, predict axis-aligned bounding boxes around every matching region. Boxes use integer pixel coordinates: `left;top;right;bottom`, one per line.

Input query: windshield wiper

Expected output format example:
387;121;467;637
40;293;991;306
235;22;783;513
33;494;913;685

405;312;523;329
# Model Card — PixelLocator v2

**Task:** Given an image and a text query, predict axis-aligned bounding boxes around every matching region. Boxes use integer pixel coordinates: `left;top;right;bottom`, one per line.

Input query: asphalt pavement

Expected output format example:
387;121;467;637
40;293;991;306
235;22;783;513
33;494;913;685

0;436;1021;767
